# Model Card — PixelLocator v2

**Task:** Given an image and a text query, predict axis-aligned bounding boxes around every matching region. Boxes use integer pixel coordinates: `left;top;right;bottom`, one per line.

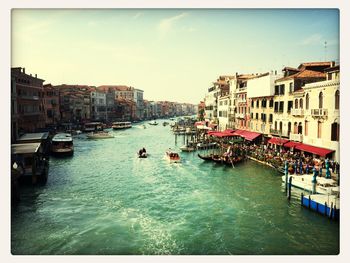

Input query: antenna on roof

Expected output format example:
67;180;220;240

324;41;327;61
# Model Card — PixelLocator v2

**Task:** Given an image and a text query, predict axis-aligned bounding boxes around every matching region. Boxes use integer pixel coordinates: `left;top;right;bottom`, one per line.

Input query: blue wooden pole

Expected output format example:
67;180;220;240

284;161;288;193
299;159;303;175
325;158;331;179
312;167;317;194
294;161;297;175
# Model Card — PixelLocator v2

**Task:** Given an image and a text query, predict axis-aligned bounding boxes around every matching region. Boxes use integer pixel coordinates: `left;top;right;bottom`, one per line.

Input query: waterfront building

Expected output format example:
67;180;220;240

90;88;107;121
197;101;205;120
11;67;46;138
272;62;333;140
247;71;282;136
43;84;60;126
302;64;340;161
217;94;231;131
133;89;144;120
204;75;234;125
230;73;256;130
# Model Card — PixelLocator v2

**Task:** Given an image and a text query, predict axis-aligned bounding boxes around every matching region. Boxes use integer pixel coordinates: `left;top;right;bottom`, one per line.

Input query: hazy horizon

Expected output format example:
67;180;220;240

12;9;339;104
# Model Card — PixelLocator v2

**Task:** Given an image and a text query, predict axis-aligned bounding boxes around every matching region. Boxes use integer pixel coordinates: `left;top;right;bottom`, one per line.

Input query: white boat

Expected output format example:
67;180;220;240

112;121;132;130
165;150;181;163
87;131;114;139
51;133;74;156
197;142;217;149
149;120;158;125
282;174;339;195
180;145;196;152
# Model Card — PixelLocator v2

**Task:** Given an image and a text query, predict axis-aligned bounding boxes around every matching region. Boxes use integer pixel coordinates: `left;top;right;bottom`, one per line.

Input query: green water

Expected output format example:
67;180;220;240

11;121;339;255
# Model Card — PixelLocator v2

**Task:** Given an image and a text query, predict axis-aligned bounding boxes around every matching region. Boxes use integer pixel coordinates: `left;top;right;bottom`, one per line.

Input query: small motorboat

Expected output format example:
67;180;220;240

165;150;181;163
149;120;158;125
180;145;195;152
138;152;148;158
87;131;114;139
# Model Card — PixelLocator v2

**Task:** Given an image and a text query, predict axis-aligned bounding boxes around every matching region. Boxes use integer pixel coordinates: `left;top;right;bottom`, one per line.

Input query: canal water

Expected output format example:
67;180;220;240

11;121;339;255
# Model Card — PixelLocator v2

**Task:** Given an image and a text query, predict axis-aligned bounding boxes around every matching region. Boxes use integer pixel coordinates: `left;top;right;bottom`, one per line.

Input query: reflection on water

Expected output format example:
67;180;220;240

11;121;339;255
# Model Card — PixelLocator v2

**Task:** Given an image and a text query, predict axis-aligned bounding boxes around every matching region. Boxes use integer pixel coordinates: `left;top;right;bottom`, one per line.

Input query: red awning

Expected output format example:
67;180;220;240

268;137;289;145
223;129;235;134
295;144;334;156
284;141;302;148
209;131;237;137
243;131;262;141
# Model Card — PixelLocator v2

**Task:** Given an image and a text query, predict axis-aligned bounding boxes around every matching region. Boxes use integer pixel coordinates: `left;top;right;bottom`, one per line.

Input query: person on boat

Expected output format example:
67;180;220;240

139;149;143;156
142;147;146;153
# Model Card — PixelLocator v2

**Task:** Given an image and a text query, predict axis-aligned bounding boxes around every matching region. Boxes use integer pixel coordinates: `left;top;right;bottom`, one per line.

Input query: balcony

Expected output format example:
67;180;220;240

237;98;247;103
311;108;328;118
270;128;289;137
236;113;245;119
291;108;304;116
289;133;303;142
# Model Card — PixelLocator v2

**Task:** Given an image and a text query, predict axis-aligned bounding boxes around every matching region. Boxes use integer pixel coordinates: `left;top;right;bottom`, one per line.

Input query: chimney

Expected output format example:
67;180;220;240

22;68;25;74
35;74;37;78
275;70;277;75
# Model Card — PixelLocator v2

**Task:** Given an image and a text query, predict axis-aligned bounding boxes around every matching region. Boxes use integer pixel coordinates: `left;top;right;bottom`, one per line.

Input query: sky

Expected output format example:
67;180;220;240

11;9;339;104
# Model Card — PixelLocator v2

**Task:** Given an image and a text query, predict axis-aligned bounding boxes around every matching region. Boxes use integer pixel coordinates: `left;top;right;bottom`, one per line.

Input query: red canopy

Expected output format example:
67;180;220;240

284;141;302;148
243;131;262;141
208;131;236;137
295;144;334;157
268;137;289;145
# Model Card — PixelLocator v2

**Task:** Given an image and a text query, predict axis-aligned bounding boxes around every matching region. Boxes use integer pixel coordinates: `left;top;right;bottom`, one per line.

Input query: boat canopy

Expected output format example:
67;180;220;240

52;133;73;142
11;143;41;154
18;132;49;142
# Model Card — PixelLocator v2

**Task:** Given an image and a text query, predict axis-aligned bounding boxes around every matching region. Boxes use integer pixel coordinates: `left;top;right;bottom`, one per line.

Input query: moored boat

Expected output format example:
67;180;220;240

165;150;181;163
87;131;114;139
112;121;132;130
51;133;74;156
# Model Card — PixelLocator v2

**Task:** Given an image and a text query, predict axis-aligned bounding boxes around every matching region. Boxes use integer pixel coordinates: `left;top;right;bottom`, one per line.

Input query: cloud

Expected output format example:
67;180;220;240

158;12;188;33
300;34;324;45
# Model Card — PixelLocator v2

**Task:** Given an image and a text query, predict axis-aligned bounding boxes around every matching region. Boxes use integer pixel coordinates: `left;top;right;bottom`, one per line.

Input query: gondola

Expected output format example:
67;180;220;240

197;153;213;161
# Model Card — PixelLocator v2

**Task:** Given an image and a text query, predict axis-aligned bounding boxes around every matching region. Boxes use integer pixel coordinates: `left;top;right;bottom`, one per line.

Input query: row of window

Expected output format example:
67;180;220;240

250;113;273;123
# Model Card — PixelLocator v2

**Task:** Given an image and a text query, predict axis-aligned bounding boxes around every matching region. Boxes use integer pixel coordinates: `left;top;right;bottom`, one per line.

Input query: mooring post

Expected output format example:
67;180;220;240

288;176;292;200
301;192;304;206
284;161;288;194
312;167;317;194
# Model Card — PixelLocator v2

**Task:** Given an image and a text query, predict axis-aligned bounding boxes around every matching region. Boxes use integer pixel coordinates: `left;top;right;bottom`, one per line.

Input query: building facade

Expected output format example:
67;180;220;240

11;67;46;137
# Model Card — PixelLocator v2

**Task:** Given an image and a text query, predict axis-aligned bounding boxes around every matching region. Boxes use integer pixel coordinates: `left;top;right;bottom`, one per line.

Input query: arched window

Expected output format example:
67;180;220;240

305;120;308;136
274;121;277;130
306;93;309;110
317;121;322;138
298;122;302;134
299;98;303;109
294;122;298;134
279;121;283;133
295;99;298;109
331;122;340;141
319;92;323;108
335;90;340;110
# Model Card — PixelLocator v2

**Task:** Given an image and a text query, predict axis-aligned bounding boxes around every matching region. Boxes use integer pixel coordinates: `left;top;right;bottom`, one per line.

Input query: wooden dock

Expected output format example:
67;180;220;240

301;193;339;220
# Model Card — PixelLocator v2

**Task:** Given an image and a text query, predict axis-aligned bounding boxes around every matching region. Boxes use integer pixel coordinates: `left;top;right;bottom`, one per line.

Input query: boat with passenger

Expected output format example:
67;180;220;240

87;131;114;139
112;121;132;130
51;133;74;156
83;122;103;132
149;120;158;125
165;149;181;163
138;148;148;158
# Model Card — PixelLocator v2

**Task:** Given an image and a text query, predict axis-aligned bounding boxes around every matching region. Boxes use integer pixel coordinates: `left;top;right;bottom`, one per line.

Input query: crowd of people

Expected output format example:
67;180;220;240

213;140;339;179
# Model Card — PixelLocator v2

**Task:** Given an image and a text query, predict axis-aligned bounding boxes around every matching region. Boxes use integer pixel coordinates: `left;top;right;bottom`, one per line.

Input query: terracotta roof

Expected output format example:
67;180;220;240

276;70;326;82
324;65;340;72
98;85;132;92
283;67;300;72
298;62;333;69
